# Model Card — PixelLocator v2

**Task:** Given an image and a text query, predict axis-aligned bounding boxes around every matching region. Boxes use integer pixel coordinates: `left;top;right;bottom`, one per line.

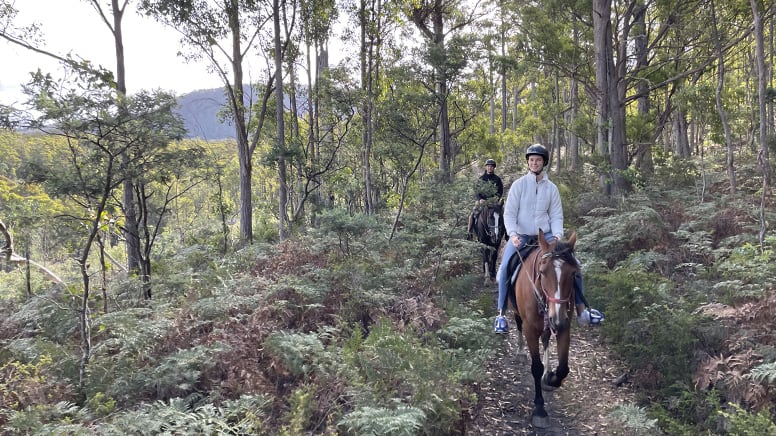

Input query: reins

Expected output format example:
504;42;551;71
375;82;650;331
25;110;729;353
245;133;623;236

479;206;501;244
516;243;574;321
515;244;548;315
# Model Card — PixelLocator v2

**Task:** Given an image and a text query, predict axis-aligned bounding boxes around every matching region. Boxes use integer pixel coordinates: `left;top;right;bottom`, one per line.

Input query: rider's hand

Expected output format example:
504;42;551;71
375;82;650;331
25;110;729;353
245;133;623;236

510;234;521;248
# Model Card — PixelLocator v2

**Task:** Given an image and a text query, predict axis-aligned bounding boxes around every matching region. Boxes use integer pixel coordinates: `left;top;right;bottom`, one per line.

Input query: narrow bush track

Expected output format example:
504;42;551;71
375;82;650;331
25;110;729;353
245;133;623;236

467;289;639;435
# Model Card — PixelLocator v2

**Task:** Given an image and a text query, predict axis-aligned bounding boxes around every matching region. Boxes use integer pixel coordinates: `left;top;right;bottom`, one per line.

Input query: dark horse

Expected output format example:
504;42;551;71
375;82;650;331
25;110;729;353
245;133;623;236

509;229;579;428
473;202;506;285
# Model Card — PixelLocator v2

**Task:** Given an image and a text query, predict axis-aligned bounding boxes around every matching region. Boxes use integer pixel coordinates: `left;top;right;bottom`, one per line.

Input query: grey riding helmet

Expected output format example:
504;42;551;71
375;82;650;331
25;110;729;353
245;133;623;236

525;144;549;167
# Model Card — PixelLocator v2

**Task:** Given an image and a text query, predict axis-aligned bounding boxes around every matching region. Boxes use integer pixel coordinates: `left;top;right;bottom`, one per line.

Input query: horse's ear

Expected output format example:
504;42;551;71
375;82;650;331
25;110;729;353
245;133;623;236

538;229;550;250
568;231;577;248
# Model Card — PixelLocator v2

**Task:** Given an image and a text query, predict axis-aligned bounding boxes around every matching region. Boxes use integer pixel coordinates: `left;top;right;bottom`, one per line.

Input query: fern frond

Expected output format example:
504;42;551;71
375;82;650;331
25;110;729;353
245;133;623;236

609;404;658;432
748;361;776;385
339;405;426;436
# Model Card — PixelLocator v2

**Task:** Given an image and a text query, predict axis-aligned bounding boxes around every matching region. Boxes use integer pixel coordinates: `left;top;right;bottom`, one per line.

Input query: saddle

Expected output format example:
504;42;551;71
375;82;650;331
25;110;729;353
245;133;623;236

505;237;538;311
506;241;537;286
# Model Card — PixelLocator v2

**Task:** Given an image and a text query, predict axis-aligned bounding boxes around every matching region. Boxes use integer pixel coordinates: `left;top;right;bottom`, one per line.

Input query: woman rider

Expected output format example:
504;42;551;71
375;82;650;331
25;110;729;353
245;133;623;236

493;144;591;333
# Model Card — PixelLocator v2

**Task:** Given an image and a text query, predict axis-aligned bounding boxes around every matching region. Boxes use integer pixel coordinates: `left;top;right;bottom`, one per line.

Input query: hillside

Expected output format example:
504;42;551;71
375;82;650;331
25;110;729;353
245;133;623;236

175;86;306;140
175;88;235;140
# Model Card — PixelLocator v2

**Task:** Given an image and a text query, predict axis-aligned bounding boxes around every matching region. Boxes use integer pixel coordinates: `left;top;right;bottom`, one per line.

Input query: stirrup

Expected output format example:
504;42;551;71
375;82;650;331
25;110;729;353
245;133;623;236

493;315;509;334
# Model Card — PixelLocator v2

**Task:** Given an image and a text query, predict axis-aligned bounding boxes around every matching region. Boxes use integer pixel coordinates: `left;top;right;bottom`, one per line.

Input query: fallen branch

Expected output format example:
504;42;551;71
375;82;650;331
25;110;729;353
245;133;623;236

1;218;64;284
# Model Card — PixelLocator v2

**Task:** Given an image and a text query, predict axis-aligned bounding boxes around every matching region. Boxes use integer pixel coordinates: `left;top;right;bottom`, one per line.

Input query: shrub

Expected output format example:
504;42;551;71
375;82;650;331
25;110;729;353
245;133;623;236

586;268;697;389
341;320;484;434
98;395;272;435
720;403;776;436
578;202;670;268
715;242;776;301
264;327;338;379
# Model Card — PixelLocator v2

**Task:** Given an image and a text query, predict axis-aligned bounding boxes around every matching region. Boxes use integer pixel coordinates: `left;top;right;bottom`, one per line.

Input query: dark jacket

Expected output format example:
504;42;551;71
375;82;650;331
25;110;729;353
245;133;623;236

477;172;503;200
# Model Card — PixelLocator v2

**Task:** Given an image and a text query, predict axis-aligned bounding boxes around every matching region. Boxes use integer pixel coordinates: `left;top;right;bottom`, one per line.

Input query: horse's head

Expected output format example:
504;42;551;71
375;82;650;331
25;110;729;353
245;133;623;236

475;203;503;246
537;230;579;332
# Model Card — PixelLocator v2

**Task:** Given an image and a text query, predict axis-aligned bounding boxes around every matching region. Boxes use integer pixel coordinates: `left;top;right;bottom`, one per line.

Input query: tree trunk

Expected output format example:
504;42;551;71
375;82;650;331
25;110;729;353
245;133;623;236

568;75;580;171
77;259;91;400
673;112;691;158
99;0;140;273
710;0;735;194
224;0;254;244
361;0;375;215
633;0;653;176
275;0;289;241
751;0;772;193
501;20;508;137
593;0;613;195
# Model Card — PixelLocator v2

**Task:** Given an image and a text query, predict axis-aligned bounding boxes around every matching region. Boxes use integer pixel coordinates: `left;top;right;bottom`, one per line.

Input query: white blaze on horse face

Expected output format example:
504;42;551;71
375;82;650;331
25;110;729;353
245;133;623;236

553;258;564;319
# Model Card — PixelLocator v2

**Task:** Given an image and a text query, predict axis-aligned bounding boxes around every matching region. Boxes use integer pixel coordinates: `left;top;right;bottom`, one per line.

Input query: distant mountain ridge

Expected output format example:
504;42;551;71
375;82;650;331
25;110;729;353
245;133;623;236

176;86;308;140
176;88;235;140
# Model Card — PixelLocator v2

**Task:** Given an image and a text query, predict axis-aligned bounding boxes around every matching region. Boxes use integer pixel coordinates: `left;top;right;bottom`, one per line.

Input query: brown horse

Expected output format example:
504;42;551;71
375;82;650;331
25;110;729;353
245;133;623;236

510;229;579;428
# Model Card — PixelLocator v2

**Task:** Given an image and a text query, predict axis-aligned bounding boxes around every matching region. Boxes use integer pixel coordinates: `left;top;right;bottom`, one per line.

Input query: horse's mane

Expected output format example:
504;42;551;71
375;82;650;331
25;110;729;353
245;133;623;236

551;241;577;266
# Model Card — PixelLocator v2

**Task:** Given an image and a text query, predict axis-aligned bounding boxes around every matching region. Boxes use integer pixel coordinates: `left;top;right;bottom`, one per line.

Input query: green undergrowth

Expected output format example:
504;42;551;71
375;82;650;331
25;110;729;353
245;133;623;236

2;165;776;433
0;185;502;434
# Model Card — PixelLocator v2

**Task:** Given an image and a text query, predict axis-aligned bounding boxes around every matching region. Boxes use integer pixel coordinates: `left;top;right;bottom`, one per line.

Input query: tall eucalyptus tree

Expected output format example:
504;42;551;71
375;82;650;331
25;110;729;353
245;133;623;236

502;0;591;169
273;0;289;240
84;0;144;277
141;0;277;245
1;1;137;269
592;0;629;194
360;0;379;214
24;72;186;396
379;65;439;239
710;0;736;194
406;0;480;181
749;0;772;194
297;0;339;220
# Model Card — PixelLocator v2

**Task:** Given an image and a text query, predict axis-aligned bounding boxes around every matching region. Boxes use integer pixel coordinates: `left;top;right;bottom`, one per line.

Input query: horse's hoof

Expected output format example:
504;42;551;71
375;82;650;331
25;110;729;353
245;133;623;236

542;372;564;391
532;414;551;428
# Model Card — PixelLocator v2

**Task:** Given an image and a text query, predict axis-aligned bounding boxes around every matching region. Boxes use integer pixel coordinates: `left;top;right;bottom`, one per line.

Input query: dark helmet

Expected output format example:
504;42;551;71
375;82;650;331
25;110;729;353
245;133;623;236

485;159;497;167
525;144;549;166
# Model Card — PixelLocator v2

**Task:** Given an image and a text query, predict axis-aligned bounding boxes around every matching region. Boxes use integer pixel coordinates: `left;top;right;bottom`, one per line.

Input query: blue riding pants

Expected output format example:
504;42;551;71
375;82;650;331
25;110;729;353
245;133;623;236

497;234;586;313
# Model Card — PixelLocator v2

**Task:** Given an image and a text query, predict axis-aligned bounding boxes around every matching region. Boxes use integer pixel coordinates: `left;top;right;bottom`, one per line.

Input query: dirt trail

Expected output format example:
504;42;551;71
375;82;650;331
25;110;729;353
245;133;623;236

466;291;639;435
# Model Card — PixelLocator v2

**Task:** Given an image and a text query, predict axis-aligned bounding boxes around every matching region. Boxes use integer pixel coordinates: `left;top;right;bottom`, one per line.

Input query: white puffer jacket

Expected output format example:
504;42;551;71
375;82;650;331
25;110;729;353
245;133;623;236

503;170;563;240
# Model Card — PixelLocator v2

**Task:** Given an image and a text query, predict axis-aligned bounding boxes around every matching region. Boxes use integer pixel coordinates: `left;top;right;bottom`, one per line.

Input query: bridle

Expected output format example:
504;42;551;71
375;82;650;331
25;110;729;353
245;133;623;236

480;205;501;245
521;245;576;319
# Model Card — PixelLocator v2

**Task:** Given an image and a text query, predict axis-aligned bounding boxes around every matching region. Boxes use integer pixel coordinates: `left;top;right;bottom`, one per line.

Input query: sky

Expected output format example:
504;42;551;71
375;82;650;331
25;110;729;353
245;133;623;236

0;0;226;106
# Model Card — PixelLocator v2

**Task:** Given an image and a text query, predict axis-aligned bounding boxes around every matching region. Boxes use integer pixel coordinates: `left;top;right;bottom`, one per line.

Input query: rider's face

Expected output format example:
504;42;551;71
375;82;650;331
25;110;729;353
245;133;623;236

527;155;544;172
485;164;495;173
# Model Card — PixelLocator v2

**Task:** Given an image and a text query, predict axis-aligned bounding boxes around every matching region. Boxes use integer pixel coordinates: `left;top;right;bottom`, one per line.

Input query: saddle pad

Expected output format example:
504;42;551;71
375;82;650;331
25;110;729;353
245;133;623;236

507;244;537;286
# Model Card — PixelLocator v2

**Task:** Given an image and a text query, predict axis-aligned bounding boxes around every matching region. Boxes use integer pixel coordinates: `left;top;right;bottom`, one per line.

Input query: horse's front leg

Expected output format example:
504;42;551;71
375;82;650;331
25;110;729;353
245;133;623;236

542;328;570;390
488;248;498;282
529;348;550;428
539;328;553;388
481;247;491;285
